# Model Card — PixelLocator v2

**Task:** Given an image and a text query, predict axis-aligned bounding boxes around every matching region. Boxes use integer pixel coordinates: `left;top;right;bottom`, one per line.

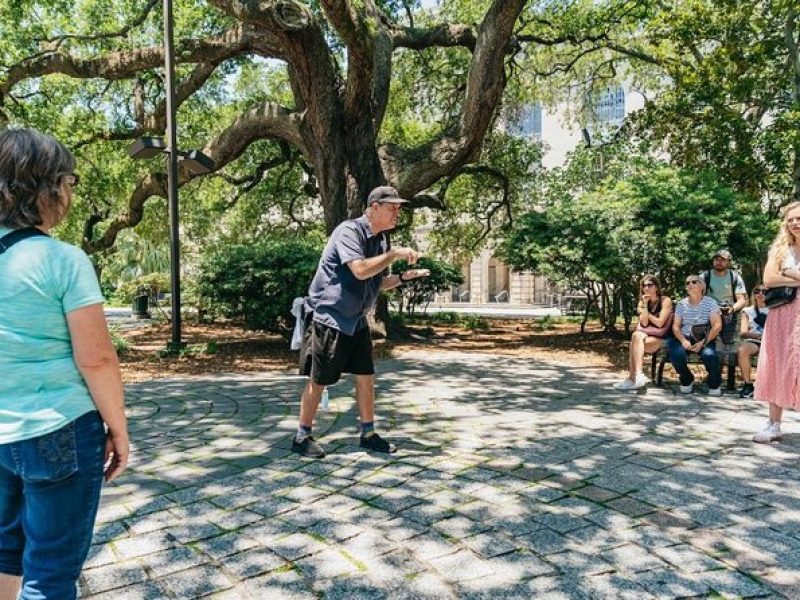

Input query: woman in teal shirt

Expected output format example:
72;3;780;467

0;128;129;600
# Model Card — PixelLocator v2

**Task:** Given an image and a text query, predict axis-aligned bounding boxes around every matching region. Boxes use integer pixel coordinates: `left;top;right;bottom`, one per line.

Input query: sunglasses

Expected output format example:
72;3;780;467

753;289;766;294
642;282;656;288
685;279;701;286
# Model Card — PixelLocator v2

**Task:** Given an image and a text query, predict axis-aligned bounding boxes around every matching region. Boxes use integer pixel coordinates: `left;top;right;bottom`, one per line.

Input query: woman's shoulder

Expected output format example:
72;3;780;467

42;236;90;258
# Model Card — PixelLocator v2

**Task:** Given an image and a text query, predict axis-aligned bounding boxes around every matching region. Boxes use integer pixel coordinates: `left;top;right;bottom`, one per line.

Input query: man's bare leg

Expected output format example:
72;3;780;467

354;374;375;425
0;574;21;600
292;379;328;458
299;379;325;429
354;374;395;452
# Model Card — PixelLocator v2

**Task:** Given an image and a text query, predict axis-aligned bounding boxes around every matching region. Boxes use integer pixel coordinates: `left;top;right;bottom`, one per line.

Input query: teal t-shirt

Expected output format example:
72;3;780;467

0;226;104;444
705;270;746;305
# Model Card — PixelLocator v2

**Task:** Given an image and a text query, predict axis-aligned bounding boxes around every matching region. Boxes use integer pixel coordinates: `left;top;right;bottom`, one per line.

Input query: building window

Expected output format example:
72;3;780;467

508;103;542;141
592;86;625;126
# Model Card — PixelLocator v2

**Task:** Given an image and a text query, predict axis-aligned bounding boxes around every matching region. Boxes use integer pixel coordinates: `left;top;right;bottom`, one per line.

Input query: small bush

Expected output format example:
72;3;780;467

196;237;322;333
393;257;464;316
463;316;489;331
108;325;130;355
535;315;555;331
429;311;462;325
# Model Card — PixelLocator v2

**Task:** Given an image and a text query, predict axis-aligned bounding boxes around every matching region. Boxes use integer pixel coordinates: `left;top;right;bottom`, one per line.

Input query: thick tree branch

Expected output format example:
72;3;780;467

83;101;305;253
391;24;477;50
0;24;265;97
75;61;224;148
389;0;525;197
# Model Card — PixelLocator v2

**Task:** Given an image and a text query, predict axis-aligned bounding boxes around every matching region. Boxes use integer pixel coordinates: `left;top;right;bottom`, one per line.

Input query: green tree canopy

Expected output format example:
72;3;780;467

501;162;776;331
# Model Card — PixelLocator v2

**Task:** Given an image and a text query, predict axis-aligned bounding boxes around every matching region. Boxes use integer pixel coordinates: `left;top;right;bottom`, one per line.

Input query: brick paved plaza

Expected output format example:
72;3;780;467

79;350;800;599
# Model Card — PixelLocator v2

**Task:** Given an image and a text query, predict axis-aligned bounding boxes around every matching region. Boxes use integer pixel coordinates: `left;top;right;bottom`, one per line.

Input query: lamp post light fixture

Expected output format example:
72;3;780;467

127;0;215;353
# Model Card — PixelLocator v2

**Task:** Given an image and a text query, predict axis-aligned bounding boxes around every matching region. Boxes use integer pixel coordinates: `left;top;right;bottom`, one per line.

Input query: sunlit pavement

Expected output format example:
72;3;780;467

79;350;799;599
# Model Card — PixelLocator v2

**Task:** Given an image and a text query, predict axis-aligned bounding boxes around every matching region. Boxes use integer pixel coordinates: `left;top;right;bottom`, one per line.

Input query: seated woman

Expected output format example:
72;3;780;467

614;274;673;390
666;275;723;395
737;285;768;398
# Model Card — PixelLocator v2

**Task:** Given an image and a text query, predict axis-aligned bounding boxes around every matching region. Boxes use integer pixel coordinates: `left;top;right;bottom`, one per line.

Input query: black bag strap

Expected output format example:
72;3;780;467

0;227;49;255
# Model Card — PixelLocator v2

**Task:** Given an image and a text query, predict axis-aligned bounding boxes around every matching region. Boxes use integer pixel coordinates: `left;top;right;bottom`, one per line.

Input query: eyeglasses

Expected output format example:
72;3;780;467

685;279;701;286
753;289;766;294
62;173;80;188
642;282;656;288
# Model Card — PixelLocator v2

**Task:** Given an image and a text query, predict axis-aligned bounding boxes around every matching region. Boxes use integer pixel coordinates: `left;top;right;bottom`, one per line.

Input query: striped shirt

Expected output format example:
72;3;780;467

675;296;720;338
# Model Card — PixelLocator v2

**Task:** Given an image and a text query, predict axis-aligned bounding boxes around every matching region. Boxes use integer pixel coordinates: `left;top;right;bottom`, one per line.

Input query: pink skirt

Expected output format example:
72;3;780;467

753;293;800;409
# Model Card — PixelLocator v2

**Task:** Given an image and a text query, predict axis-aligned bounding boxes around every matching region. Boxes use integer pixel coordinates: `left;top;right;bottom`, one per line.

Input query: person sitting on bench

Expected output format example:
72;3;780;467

666;275;723;395
613;274;673;391
737;285;769;398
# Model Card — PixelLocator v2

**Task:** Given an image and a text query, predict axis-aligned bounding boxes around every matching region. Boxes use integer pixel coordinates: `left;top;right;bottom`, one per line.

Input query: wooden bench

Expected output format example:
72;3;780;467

649;341;740;391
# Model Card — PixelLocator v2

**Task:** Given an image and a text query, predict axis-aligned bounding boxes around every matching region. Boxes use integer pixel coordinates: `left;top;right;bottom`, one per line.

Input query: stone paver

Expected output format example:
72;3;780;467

78;350;800;598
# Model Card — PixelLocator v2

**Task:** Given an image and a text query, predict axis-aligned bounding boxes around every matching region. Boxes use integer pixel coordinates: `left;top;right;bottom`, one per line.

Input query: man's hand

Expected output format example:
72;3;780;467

681;339;693;351
393;247;419;265
402;268;430;281
689;341;705;353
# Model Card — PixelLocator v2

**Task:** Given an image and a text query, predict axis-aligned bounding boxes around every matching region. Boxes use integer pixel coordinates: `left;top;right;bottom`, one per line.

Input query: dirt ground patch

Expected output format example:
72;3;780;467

118;319;631;383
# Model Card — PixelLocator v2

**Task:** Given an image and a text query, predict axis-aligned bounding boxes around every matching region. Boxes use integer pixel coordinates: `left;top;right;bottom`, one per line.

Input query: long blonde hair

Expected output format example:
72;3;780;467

768;201;800;268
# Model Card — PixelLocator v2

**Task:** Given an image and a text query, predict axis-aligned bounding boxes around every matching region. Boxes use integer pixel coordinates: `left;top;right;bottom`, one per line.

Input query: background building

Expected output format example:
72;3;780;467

431;86;644;308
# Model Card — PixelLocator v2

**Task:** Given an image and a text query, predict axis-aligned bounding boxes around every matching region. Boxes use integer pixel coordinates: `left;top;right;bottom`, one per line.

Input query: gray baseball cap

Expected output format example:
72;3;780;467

366;186;409;206
713;249;732;260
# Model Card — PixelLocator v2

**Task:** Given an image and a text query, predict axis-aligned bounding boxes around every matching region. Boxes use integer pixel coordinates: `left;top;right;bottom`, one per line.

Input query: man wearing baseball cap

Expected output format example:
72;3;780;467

703;249;747;314
293;186;430;458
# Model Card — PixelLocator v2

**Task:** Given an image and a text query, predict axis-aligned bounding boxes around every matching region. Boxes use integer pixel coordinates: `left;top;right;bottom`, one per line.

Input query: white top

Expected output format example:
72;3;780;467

743;306;769;335
782;247;799;270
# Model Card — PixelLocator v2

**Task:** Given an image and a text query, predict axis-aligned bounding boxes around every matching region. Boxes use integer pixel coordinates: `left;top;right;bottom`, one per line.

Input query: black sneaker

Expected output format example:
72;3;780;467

291;435;326;458
739;382;755;398
360;432;397;453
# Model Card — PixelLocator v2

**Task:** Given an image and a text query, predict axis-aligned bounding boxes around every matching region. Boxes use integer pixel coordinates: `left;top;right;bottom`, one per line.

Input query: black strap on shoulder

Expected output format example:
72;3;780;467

0;227;49;255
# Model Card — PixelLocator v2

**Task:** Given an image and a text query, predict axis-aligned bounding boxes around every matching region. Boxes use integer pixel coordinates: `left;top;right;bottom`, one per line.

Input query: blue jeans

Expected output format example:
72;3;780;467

666;337;722;389
0;411;105;600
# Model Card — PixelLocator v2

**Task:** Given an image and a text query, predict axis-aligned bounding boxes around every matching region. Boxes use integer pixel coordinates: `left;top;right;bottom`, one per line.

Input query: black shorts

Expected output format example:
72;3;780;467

298;319;374;385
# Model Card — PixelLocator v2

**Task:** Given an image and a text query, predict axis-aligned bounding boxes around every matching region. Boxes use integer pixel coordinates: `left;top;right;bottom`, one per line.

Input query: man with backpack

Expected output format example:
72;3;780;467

702;249;747;345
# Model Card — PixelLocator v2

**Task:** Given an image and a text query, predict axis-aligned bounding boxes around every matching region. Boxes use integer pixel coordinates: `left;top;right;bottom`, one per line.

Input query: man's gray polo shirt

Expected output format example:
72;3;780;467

305;215;390;336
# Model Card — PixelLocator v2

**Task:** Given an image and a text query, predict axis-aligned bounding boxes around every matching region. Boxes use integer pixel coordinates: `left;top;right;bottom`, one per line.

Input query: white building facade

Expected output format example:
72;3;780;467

433;86;644;307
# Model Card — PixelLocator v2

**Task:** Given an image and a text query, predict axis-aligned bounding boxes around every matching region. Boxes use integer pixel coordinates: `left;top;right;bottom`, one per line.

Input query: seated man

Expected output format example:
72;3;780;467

737;285;769;398
666;275;723;395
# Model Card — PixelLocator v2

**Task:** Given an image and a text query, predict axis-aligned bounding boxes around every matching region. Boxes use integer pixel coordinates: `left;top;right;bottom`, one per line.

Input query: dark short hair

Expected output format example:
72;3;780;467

0;127;75;228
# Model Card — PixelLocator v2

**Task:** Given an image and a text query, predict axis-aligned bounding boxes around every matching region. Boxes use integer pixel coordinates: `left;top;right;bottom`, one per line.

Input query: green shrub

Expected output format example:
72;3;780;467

393;257;464;316
535;315;555;331
196;237;322;333
108;325;130;355
429;311;462;325
463;316;489;331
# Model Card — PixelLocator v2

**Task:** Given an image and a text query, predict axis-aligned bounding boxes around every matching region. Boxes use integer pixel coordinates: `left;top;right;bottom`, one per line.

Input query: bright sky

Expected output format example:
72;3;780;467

420;0;439;8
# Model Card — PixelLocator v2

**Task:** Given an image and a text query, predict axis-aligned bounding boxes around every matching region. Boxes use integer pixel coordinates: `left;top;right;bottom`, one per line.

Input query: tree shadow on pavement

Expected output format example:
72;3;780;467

80;351;799;599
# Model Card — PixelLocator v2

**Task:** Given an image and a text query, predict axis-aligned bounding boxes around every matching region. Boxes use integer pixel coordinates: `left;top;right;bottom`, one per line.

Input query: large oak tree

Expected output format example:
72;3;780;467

0;0;535;254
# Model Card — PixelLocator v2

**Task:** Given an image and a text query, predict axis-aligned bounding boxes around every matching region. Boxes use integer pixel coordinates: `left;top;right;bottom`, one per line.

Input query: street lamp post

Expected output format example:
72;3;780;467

128;0;215;353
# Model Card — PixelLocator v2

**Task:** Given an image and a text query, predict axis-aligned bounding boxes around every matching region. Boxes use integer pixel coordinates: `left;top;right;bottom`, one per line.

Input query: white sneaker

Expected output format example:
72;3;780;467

708;387;722;397
679;383;694;394
753;421;783;444
613;379;637;391
613;373;649;391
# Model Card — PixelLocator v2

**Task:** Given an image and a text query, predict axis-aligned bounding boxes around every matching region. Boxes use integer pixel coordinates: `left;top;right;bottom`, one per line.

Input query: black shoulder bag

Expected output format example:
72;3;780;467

0;227;49;256
764;286;797;308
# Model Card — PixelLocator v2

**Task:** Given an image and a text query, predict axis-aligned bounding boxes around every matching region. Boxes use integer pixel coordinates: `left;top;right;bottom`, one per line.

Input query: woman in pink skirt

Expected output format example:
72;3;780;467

753;202;800;442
